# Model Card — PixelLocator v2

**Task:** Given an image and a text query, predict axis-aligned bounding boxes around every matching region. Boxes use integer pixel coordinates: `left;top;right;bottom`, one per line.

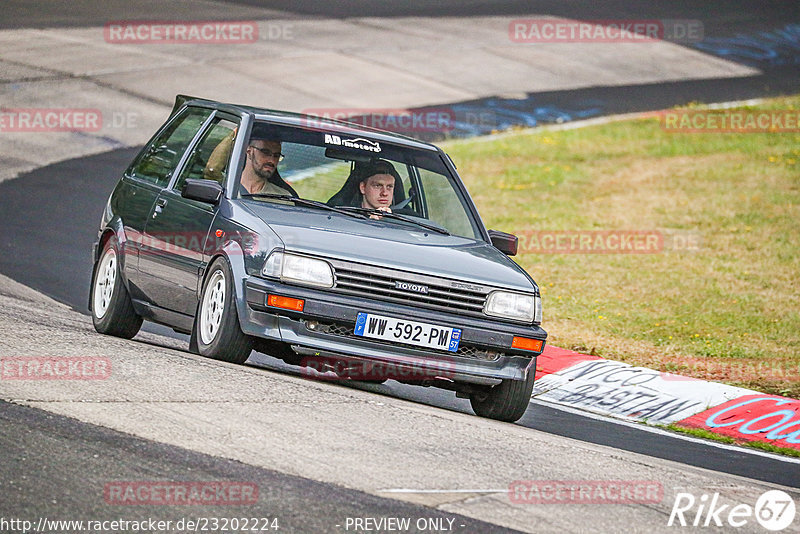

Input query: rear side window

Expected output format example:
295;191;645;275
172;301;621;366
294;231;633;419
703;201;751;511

174;117;238;191
129;107;211;187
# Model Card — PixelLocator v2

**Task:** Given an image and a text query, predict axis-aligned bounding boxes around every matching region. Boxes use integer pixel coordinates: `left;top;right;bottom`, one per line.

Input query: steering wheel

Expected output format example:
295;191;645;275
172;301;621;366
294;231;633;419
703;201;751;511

391;186;416;210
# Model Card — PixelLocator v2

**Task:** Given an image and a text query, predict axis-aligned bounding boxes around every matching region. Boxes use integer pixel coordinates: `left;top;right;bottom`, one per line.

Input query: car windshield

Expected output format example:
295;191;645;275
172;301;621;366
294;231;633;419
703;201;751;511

236;121;481;239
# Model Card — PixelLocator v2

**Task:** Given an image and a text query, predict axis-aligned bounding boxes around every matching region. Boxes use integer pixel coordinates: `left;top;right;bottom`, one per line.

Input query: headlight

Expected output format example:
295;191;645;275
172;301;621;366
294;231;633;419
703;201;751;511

484;291;540;323
261;251;334;288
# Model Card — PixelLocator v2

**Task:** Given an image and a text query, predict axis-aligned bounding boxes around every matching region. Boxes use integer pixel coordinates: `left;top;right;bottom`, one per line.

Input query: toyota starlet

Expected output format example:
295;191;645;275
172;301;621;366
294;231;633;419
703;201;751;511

90;95;547;422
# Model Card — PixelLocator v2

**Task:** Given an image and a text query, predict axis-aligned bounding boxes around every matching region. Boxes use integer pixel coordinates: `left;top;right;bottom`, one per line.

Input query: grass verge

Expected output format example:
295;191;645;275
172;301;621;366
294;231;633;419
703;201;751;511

445;95;800;398
664;424;800;458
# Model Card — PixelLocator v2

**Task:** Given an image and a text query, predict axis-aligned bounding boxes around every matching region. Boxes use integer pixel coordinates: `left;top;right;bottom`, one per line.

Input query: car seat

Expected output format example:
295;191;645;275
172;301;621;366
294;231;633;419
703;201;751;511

327;159;406;208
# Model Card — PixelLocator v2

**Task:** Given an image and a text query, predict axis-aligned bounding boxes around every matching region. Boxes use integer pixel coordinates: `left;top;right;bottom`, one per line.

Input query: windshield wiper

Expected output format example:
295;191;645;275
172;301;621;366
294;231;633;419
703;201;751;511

337;207;450;235
241;194;369;219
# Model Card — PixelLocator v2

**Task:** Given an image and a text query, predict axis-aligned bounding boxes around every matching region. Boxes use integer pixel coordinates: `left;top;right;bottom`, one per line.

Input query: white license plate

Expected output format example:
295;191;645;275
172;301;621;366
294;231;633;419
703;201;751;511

354;312;462;352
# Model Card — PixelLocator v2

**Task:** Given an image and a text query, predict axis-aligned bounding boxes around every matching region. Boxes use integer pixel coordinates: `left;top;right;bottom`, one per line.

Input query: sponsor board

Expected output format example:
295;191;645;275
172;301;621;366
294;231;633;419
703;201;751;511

534;346;800;451
534;345;602;379
675;394;800;450
532;359;756;424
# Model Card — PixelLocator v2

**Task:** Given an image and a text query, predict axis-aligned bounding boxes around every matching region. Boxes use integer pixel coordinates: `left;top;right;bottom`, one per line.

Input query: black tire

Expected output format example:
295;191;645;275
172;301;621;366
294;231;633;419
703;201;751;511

91;236;143;339
469;370;536;423
193;257;252;364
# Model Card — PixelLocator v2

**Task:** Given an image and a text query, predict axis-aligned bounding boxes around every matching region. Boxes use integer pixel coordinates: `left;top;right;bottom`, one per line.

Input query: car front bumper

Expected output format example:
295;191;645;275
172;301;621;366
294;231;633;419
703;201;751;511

240;277;547;385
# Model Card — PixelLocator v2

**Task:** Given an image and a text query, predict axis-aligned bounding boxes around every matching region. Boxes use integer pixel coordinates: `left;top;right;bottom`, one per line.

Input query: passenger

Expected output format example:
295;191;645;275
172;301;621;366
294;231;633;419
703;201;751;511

241;138;296;195
205;129;297;196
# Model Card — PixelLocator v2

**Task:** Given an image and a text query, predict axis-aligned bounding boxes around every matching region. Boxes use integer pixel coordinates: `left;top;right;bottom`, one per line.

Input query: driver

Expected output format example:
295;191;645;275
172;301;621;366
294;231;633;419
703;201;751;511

359;160;398;214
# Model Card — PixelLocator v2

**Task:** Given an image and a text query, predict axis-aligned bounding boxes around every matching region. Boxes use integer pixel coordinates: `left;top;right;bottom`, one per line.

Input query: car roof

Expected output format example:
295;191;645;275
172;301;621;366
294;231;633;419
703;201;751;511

174;94;439;152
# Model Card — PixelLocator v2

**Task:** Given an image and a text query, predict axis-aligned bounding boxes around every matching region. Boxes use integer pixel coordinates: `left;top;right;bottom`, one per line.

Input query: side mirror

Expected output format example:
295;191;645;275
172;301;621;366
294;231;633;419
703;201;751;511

488;229;518;256
181;179;223;205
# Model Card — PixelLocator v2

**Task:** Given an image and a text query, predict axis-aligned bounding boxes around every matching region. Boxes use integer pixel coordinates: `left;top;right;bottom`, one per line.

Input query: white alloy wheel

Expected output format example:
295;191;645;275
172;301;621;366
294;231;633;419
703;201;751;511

90;236;142;339
200;269;226;345
93;247;117;319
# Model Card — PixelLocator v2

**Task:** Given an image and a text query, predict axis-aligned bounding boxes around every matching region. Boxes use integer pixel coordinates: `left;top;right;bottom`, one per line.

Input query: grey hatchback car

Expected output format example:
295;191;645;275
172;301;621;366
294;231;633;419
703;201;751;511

90;95;547;422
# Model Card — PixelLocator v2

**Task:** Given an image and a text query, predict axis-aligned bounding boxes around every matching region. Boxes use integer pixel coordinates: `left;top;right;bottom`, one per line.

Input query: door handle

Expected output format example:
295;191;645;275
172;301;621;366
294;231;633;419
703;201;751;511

152;197;168;218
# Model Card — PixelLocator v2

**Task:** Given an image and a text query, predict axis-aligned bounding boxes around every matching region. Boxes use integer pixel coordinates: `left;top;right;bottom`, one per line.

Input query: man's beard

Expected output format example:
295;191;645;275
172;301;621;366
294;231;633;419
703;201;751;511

253;163;275;181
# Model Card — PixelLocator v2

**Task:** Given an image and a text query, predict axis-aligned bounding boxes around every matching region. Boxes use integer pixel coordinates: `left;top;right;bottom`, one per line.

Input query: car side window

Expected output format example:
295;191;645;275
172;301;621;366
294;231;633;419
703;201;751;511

174;117;238;191
418;168;478;239
129;107;212;187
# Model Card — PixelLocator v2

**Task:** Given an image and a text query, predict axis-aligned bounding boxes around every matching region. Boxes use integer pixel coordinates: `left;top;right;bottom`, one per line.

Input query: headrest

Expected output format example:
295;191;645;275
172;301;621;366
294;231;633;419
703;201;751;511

326;159;406;207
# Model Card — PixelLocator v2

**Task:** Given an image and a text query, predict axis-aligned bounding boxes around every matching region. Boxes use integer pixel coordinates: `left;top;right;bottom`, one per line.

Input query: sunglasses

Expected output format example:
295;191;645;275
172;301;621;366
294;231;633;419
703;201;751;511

249;145;284;161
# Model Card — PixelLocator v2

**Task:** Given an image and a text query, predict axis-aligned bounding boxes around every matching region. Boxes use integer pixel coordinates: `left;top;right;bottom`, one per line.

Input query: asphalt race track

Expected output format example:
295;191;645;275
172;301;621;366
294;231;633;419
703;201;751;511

6;0;796;32
0;400;520;534
0;141;797;489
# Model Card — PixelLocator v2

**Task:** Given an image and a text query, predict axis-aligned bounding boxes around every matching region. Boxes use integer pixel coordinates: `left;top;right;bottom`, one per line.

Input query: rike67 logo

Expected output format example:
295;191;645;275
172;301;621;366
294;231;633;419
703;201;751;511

668;490;796;531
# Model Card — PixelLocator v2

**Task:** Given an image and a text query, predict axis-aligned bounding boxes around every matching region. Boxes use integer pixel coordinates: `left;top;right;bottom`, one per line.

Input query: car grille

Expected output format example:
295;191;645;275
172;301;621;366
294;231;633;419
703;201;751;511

327;258;490;319
306;320;502;362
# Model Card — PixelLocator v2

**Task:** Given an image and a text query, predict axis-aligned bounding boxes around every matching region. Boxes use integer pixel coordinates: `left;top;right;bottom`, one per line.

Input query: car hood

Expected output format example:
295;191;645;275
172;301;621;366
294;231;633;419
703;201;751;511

242;202;536;291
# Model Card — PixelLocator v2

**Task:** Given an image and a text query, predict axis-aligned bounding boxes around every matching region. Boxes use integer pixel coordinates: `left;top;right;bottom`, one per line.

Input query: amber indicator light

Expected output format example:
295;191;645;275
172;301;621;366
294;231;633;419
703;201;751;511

267;294;305;311
511;336;543;352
